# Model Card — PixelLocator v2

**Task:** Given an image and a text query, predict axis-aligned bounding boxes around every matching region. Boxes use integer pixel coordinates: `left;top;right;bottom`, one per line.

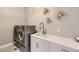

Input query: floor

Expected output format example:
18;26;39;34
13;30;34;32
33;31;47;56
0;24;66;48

0;45;20;52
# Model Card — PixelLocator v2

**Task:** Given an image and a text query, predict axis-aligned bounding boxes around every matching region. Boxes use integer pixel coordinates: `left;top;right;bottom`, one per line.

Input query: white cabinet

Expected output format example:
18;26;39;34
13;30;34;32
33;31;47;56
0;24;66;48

48;41;70;52
48;41;63;52
31;34;79;52
31;36;48;52
48;41;79;52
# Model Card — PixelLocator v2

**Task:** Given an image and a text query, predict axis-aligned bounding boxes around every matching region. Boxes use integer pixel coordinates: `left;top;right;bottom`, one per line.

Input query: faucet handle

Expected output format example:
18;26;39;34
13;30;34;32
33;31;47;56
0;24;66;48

73;36;79;42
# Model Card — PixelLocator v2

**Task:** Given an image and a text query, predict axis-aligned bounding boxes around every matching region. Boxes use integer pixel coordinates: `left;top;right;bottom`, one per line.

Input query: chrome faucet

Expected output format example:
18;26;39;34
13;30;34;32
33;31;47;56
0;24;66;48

39;22;46;34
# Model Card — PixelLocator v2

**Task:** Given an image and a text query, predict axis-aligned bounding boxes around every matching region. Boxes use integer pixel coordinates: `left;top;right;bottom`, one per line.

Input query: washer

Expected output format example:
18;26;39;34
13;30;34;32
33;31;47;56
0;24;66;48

13;25;36;52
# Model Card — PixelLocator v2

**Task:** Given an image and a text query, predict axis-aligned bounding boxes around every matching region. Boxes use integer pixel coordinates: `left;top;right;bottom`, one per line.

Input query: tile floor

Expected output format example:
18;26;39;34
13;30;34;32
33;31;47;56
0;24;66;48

0;45;20;52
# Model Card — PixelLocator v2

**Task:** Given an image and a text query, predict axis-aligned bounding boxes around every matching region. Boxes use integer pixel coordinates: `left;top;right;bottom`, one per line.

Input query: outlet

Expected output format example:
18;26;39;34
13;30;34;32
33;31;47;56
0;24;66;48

57;28;60;32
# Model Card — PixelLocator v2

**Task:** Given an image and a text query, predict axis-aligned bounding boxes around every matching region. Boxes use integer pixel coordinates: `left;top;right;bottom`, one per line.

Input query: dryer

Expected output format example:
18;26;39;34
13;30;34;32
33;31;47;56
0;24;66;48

13;25;36;52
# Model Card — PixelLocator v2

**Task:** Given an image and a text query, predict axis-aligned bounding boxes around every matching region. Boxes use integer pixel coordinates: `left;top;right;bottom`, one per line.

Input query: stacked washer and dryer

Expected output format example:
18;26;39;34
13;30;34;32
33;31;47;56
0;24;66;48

13;25;36;52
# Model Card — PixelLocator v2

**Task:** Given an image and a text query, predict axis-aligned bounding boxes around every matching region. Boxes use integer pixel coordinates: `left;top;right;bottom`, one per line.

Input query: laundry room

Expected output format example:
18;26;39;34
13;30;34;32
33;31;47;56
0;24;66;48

1;1;79;59
0;7;79;52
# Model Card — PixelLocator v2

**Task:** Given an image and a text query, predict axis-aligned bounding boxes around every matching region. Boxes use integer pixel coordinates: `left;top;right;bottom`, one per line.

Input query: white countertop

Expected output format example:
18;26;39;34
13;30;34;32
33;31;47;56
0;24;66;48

31;33;79;51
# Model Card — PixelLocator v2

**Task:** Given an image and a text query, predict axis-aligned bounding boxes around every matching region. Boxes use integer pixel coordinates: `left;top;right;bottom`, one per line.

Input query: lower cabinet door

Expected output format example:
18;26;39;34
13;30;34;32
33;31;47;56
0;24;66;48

48;41;63;52
48;41;79;52
31;36;48;52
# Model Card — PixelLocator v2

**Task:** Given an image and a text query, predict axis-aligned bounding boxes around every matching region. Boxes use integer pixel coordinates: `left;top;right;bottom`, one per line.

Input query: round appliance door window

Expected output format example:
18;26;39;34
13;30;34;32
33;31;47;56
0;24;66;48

18;29;24;41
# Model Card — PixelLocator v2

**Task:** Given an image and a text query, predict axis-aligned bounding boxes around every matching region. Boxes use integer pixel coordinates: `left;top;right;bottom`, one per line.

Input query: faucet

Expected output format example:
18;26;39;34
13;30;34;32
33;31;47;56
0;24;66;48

39;22;46;34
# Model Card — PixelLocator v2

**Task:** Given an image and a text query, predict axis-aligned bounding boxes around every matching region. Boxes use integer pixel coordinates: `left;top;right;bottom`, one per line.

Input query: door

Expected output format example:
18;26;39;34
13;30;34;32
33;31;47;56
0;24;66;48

48;41;78;52
31;36;48;52
48;41;63;52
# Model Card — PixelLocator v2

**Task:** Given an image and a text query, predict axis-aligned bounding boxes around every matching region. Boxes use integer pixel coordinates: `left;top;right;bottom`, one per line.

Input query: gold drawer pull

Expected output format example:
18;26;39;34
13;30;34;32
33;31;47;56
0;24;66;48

36;42;39;48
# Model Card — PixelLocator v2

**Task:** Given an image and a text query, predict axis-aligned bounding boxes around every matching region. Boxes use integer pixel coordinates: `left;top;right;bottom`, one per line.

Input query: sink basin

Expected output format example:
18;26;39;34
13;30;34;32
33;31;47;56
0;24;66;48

36;33;47;37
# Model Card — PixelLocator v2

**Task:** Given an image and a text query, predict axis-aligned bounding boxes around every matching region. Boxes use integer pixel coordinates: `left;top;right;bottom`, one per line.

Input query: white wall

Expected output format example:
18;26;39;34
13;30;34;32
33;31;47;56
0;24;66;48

0;7;25;46
25;7;79;39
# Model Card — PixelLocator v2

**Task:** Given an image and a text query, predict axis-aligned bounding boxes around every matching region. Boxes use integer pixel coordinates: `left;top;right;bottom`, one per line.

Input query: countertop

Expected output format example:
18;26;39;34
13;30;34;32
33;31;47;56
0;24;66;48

31;33;79;51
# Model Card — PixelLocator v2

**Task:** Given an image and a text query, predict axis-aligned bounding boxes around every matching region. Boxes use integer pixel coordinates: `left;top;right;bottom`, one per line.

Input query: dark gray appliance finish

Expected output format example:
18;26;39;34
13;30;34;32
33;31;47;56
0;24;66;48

13;25;36;52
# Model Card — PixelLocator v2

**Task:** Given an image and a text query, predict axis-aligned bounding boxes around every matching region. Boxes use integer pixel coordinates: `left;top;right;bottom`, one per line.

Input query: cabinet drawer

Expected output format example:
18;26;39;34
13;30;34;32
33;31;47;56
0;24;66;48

60;45;79;52
48;41;63;52
31;36;48;52
48;41;79;52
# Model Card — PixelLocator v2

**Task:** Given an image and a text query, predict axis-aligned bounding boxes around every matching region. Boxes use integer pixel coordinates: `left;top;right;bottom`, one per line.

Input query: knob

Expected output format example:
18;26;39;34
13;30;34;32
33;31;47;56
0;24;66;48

73;36;79;42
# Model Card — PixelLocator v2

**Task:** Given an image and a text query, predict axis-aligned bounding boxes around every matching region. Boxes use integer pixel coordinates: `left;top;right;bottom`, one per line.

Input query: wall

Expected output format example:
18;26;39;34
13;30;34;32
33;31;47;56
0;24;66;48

0;7;25;46
25;7;79;39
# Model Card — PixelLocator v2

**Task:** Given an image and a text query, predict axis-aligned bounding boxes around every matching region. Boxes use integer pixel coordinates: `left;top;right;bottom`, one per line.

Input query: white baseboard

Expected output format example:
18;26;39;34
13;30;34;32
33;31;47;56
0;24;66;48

0;42;13;49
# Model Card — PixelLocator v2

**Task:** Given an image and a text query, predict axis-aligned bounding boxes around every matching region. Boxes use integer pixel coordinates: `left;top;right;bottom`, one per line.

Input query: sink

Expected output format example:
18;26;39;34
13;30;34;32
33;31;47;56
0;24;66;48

36;33;47;37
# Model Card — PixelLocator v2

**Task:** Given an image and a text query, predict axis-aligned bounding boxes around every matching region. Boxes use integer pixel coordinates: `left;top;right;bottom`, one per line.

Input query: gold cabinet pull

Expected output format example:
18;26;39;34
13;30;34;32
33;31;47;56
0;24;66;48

36;42;39;48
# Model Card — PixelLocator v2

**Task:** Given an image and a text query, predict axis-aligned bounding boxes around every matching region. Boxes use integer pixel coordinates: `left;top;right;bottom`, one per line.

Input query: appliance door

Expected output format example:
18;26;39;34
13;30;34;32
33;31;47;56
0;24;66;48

18;29;24;41
18;28;25;47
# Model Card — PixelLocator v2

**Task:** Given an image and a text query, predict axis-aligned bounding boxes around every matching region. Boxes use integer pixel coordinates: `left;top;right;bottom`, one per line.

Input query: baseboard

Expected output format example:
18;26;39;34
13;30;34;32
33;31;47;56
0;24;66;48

0;42;13;49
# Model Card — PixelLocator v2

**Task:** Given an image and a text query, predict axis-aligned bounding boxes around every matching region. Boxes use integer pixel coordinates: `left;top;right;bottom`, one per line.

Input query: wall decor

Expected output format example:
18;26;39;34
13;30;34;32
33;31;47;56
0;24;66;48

46;18;52;23
57;9;65;19
43;8;49;14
